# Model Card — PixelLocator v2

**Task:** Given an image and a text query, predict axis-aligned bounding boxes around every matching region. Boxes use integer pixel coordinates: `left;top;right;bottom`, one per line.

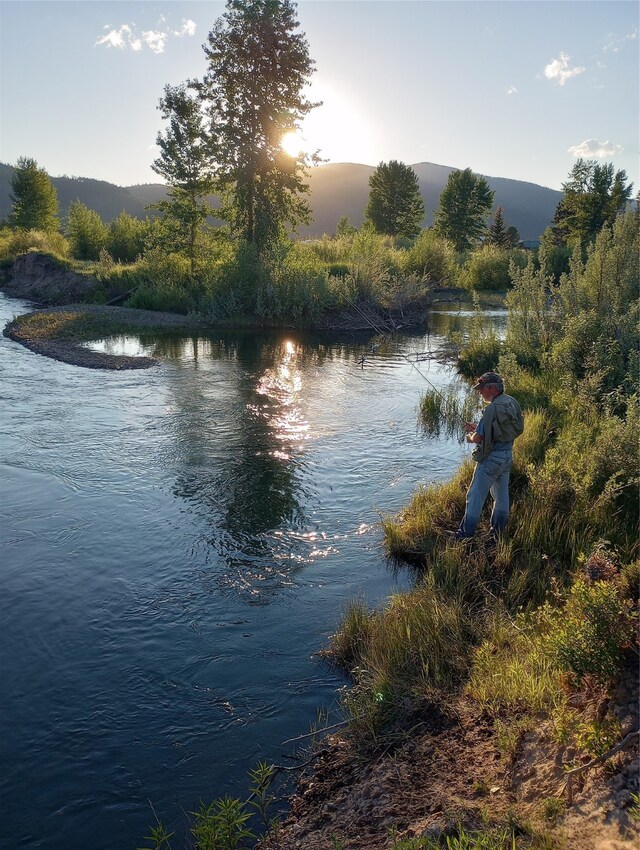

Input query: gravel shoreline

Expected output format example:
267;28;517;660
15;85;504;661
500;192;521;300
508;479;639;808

3;303;210;370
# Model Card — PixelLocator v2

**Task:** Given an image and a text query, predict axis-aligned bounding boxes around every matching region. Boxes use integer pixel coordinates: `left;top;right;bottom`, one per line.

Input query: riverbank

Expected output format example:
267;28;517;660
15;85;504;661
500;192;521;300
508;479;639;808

264;659;638;849
1;291;487;370
262;214;640;850
3;304;209;369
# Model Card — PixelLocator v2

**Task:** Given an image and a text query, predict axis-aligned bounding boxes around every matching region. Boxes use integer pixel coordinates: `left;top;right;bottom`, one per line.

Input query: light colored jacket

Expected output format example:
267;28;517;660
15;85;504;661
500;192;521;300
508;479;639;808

472;393;524;462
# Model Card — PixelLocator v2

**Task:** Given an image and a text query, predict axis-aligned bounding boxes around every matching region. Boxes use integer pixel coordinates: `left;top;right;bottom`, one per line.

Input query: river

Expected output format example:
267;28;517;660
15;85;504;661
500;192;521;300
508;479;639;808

0;292;505;849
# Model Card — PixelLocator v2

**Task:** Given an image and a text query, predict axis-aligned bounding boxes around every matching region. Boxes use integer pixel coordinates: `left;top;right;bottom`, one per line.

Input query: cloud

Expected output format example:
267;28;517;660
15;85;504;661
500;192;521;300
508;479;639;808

568;139;623;158
95;18;195;53
506;85;518;95
604;27;638;53
544;52;585;86
142;30;168;54
175;20;196;38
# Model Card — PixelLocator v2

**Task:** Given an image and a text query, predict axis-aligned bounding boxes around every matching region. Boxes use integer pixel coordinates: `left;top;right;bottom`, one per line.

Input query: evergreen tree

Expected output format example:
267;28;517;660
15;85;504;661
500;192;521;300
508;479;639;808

151;84;217;275
554;159;633;248
9;157;60;233
66;201;108;260
335;216;357;238
364;160;425;238
199;0;319;252
433;168;494;252
487;206;520;248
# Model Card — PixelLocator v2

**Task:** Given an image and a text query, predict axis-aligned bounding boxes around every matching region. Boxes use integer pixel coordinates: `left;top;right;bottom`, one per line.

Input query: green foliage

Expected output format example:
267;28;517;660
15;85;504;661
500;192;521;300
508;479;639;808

8;157;60;232
388;823;521;849
138;820;174;850
0;227;69;261
331;573;477;710
487;206;520;248
334;215;357;238
107;212;149;262
404;229;458;285
191;796;254;850
433;168;494;252
254;240;331;323
66;200;108;260
552;704;622;758
419;386;479;440
200;0;318;252
466;612;563;713
555;158;633;248
151;84;217;275
542;579;636;685
462;246;526;292
454;296;504;377
365;160;425;238
125;249;197;314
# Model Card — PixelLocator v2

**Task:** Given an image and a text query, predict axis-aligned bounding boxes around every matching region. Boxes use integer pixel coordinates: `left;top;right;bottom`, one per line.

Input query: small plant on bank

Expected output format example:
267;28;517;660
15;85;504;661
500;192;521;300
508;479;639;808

539;797;564;825
542;579;636;686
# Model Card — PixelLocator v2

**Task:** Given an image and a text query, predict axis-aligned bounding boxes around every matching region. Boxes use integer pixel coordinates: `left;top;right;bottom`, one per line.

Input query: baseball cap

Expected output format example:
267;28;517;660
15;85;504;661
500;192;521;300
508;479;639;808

472;371;504;391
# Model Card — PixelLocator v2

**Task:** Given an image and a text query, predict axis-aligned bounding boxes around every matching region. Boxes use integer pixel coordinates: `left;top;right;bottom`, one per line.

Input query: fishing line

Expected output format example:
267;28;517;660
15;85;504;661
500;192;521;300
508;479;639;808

344;295;469;426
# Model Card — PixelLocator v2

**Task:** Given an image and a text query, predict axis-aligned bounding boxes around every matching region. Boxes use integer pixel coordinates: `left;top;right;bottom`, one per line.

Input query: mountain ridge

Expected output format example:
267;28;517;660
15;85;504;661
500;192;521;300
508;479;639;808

0;161;562;241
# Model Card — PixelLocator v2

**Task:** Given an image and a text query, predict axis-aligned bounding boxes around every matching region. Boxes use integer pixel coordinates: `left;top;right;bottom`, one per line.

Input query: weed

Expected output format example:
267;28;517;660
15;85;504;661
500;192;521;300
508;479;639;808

494;717;533;759
540;797;564;825
137;822;174;850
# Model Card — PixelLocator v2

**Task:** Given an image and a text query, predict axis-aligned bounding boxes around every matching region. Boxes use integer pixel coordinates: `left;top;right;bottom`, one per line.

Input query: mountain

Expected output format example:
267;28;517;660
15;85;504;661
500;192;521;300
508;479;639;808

0;161;562;241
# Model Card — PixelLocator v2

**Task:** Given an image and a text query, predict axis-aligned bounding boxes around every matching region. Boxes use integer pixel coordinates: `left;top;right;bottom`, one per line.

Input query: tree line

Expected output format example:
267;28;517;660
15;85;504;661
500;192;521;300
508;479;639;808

2;0;635;321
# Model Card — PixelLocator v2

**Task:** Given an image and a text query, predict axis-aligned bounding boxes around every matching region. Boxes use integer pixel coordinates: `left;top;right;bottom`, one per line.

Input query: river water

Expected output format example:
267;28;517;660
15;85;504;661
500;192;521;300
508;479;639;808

0;292;504;849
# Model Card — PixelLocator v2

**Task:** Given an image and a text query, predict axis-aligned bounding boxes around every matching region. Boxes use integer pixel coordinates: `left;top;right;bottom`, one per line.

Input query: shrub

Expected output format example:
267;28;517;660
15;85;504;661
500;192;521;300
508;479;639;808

0;227;69;261
462;246;526;292
543;579;636;685
404;229;458;286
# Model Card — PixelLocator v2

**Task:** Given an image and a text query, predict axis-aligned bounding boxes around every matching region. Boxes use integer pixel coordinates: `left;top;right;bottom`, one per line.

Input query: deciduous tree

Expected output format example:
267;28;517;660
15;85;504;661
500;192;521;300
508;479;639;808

364;160;425;238
199;0;319;252
9;157;60;233
151;83;217;275
107;212;148;263
66;201;108;260
433;168;494;252
554;159;633;248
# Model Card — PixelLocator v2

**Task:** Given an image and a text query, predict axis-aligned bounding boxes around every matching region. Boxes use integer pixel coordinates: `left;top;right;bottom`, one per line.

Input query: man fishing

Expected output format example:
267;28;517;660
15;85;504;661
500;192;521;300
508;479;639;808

455;371;524;540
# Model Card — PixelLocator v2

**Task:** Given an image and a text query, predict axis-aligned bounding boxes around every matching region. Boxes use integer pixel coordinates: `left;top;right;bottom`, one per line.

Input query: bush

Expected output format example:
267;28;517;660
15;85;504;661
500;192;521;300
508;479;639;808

404;229;458;286
462;246;526;292
0;227;69;261
542;579;636;685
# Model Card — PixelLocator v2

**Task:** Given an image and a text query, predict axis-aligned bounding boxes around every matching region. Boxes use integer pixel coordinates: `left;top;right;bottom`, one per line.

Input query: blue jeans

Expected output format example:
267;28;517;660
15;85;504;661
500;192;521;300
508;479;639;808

458;449;513;538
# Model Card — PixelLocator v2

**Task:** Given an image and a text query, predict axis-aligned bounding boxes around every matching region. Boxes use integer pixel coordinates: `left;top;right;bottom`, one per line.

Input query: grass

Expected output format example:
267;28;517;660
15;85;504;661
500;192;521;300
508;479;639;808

9;308;200;343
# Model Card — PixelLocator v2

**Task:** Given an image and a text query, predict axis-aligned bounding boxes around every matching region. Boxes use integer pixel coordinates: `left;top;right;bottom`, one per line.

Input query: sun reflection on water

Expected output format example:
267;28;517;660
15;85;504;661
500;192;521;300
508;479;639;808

252;339;311;451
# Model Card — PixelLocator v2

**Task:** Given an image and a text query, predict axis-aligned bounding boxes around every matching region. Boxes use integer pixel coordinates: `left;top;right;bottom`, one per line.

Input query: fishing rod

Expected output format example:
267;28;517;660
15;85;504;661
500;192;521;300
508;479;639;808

344;295;470;427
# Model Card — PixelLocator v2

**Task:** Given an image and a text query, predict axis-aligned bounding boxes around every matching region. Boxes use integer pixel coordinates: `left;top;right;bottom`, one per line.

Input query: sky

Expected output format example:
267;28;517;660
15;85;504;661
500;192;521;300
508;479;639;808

0;0;638;191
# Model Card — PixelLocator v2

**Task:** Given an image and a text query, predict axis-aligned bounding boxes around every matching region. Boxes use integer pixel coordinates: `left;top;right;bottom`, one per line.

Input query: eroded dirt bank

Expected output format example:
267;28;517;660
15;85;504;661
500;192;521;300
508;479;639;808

262;663;639;850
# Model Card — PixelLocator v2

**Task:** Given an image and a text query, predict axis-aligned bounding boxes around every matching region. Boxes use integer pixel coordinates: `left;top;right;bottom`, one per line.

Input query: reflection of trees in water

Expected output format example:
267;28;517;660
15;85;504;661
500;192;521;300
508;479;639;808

164;331;337;597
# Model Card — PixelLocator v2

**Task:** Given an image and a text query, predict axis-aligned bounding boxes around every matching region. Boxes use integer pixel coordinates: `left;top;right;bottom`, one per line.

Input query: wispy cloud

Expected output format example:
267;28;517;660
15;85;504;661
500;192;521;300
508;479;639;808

95;18;196;54
604;27;638;53
544;52;585;86
568;139;623;158
506;85;518;95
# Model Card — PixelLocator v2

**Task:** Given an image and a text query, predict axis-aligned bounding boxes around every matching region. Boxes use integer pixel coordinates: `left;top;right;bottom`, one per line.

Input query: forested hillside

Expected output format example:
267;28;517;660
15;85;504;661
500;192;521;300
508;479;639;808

0;160;561;241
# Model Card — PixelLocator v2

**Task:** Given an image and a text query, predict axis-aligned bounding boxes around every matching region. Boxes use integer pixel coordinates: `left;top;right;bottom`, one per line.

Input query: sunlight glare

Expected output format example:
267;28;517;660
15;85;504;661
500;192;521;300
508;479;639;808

281;130;305;158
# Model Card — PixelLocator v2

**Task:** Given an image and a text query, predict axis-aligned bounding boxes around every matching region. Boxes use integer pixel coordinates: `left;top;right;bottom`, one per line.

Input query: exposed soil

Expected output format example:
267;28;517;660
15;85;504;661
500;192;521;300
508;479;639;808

263;663;639;850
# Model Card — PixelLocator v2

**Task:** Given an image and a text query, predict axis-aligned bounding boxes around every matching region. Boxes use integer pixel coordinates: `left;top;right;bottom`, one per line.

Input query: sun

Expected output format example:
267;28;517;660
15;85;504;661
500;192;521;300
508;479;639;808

280;130;305;158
